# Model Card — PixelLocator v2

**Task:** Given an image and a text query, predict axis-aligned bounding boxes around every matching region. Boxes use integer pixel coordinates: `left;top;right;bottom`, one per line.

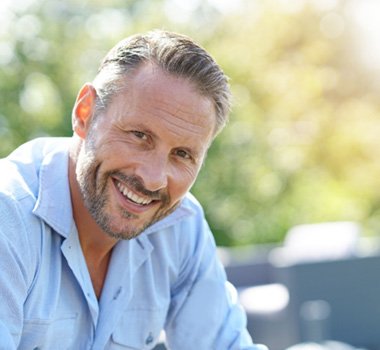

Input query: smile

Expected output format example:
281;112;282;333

115;180;153;205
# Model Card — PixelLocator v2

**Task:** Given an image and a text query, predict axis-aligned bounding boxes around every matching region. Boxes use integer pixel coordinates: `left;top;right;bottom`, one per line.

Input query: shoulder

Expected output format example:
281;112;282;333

0;191;39;286
0;137;70;259
178;192;212;240
181;192;206;216
0;191;29;231
0;137;70;200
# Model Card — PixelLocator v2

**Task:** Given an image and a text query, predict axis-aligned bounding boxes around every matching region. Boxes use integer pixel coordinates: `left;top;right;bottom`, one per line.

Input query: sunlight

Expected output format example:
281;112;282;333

0;0;37;12
347;0;380;70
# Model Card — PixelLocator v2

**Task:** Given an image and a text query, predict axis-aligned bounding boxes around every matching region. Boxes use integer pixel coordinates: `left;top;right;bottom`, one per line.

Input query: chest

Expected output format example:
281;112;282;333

86;255;110;300
21;232;172;349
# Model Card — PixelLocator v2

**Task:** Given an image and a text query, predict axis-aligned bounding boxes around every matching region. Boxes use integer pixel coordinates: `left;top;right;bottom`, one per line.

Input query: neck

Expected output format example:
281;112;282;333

68;145;118;298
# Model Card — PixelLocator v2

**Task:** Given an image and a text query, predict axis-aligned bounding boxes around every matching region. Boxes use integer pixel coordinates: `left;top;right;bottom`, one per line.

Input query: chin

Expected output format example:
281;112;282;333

104;216;155;240
105;230;140;241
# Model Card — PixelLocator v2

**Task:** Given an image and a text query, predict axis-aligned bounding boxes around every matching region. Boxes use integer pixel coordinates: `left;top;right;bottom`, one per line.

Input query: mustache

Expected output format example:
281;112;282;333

110;171;168;202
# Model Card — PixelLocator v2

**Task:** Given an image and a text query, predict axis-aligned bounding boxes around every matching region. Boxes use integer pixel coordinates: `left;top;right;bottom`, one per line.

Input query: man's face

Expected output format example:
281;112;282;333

75;64;216;240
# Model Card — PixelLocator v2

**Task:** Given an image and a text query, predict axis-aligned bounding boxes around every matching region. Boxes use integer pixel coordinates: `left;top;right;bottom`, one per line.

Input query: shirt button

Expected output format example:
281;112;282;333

145;332;154;345
113;286;122;300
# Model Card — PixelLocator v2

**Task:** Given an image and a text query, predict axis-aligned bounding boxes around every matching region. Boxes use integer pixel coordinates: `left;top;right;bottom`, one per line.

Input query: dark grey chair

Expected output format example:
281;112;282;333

273;255;380;350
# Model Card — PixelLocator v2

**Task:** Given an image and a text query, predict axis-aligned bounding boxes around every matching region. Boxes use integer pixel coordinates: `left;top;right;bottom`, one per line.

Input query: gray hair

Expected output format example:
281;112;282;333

92;30;231;136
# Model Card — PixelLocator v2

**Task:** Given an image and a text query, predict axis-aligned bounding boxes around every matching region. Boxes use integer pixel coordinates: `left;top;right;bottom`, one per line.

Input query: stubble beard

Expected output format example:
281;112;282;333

75;146;178;240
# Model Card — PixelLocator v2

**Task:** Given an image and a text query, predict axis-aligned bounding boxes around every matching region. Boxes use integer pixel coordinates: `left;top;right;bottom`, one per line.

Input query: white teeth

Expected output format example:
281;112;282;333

116;181;152;205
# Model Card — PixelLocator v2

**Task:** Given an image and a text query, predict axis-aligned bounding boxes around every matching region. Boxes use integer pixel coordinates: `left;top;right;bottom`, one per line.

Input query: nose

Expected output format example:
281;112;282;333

135;153;169;192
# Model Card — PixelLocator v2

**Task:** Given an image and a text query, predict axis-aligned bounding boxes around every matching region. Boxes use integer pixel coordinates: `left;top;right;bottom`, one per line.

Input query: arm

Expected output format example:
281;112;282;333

0;195;35;349
164;216;268;350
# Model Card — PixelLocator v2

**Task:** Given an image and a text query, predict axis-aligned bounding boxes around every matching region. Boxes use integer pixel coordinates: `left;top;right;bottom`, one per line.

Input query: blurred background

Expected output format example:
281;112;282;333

2;0;380;348
1;0;380;247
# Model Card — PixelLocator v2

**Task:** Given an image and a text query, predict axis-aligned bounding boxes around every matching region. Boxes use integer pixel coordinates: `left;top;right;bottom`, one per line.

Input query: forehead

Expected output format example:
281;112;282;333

108;63;216;143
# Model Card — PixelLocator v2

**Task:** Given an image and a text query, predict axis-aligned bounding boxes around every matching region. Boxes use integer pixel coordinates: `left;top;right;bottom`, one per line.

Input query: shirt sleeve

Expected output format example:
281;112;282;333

164;214;268;350
0;195;34;349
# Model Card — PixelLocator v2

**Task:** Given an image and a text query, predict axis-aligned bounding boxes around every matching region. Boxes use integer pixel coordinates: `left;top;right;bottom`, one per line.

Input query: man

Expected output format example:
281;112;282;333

0;30;267;349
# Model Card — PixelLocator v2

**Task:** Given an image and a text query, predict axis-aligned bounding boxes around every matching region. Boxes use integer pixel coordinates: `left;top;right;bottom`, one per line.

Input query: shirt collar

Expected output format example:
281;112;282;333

142;196;196;235
32;140;74;238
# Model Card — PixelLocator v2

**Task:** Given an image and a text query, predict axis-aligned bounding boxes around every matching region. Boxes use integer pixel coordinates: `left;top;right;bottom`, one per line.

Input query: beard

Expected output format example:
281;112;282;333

75;141;178;240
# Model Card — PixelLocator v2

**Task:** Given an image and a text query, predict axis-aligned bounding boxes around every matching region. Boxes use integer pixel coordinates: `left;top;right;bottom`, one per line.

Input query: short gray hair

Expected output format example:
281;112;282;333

92;30;231;136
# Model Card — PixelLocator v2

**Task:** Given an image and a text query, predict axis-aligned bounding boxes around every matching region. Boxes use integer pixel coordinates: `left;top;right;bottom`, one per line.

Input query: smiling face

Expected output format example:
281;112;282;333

73;63;216;240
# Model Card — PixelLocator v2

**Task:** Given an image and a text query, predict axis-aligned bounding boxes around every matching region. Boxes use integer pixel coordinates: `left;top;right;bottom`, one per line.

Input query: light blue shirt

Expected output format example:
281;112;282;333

0;138;267;350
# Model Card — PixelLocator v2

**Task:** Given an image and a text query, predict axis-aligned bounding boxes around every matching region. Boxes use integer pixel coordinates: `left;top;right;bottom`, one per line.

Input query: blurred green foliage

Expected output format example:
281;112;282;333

1;0;380;246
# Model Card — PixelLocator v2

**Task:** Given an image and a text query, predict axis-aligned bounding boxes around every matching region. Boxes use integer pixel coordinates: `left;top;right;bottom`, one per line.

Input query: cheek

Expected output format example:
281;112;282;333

76;143;97;176
169;167;200;199
89;139;128;169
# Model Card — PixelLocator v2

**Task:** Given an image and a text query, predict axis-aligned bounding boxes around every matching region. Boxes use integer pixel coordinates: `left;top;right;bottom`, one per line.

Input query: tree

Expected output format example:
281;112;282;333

2;0;380;246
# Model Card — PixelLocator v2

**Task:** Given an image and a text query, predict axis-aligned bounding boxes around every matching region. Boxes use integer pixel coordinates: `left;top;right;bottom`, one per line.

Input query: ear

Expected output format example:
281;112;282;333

72;83;97;139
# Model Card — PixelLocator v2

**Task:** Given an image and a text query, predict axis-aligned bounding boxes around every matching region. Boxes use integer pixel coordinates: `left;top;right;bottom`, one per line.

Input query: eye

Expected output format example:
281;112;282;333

132;130;148;140
174;149;192;160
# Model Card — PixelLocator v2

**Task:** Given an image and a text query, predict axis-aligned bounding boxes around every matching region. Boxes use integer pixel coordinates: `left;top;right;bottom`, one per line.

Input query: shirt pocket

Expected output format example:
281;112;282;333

19;313;78;350
111;308;165;350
